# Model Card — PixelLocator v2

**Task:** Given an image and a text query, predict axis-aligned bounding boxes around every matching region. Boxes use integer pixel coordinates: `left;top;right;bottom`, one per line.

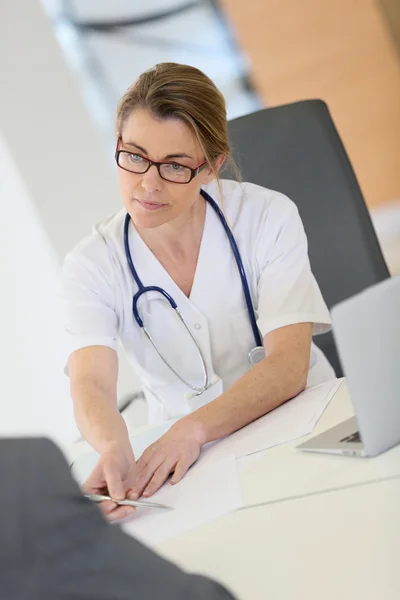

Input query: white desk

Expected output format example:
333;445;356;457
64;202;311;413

155;380;400;599
69;380;400;598
158;477;400;600
69;380;400;507
239;380;400;507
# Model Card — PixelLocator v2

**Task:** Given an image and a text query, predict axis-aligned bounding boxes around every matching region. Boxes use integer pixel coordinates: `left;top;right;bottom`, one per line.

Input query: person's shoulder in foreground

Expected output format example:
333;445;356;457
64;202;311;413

0;437;236;600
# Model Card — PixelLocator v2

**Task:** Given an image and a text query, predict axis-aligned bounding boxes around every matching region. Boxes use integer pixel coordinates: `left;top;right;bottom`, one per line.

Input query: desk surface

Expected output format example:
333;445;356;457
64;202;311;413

239;380;400;507
69;380;400;598
156;380;400;599
159;477;400;600
69;380;400;507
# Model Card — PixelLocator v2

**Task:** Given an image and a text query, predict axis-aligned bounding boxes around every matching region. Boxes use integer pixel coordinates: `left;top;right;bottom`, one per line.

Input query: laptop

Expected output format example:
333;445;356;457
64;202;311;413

298;275;400;457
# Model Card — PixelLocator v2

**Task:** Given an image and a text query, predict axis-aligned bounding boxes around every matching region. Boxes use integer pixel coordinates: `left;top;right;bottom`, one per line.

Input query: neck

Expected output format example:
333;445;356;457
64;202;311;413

136;194;206;254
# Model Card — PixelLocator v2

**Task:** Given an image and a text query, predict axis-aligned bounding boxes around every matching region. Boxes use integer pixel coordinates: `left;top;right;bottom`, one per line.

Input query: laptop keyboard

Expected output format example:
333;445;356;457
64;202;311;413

340;431;361;444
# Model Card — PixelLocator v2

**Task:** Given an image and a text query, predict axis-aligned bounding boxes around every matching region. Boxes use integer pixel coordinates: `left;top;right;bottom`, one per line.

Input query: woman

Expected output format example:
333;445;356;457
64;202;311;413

61;62;334;521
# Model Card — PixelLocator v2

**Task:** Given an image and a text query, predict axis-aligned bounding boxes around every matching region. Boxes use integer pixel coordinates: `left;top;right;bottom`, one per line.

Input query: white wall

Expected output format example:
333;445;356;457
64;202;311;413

1;130;79;447
0;1;120;260
0;1;144;449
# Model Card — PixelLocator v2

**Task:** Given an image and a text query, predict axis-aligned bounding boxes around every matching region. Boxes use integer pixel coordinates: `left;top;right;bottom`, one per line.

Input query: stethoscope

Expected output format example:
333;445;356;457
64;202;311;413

124;189;265;396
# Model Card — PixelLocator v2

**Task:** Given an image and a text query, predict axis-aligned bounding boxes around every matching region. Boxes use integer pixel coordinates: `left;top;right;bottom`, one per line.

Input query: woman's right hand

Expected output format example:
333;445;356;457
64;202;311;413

82;440;138;522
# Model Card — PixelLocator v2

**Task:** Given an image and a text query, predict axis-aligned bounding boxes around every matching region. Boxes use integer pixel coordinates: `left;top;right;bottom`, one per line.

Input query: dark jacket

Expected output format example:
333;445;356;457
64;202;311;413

0;438;235;600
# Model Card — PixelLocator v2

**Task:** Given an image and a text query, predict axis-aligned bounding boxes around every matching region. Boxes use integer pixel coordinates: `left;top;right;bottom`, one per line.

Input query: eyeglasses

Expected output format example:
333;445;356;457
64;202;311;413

115;143;208;184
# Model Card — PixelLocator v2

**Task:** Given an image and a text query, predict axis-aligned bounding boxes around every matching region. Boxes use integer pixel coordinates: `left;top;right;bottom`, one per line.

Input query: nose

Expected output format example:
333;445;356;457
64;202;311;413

140;164;163;193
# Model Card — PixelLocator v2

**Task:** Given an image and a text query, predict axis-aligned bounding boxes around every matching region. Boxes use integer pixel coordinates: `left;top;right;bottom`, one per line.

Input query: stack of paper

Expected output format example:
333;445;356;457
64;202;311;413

71;378;341;546
122;454;241;547
232;378;342;458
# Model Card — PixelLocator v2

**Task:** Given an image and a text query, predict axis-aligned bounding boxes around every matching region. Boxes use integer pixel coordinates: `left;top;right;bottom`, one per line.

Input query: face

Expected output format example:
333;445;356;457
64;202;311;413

117;109;216;229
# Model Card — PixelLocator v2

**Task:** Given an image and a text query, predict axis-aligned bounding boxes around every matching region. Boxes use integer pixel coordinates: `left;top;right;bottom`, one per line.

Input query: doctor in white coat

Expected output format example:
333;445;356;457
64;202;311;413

61;62;335;521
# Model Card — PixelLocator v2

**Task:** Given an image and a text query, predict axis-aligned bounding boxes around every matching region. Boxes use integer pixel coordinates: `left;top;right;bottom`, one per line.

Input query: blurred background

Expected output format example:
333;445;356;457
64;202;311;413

42;0;261;143
2;0;399;452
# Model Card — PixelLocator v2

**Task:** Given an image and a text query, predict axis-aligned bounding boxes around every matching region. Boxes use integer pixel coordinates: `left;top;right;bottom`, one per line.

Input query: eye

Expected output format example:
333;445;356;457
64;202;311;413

129;153;145;162
169;163;185;171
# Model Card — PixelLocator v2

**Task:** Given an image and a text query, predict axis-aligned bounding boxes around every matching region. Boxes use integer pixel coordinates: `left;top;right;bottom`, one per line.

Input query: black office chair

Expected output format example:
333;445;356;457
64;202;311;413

227;100;390;376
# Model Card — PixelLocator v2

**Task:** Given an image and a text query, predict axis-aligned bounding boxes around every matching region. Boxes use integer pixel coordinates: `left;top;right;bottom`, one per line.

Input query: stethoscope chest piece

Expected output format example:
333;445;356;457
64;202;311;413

248;346;266;367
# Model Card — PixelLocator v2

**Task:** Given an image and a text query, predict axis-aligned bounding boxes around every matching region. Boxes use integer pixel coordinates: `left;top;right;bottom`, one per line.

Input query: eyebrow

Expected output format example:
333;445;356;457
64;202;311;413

123;140;193;161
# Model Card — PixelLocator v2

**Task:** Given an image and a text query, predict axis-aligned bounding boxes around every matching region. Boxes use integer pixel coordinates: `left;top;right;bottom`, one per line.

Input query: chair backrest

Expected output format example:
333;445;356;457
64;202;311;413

227;100;390;376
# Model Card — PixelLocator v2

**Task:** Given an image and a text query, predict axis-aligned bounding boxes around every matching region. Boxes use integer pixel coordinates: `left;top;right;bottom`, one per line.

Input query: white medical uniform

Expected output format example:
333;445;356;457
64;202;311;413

60;180;335;425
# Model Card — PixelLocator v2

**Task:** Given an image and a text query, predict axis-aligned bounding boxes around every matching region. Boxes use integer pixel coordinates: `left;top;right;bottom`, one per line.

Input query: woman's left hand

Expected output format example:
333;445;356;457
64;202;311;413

129;418;206;499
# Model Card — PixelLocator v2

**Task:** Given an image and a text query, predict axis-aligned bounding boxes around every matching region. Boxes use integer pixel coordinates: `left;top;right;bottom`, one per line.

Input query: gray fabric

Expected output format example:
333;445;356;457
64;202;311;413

227;101;390;376
0;438;235;600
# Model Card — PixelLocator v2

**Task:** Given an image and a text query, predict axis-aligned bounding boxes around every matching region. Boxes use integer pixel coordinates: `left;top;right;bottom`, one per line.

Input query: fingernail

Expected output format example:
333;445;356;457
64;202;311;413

129;491;139;500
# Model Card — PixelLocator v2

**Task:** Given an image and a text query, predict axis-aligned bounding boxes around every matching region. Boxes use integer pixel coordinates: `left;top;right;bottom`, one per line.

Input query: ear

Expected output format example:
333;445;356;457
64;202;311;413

204;155;226;182
215;155;226;172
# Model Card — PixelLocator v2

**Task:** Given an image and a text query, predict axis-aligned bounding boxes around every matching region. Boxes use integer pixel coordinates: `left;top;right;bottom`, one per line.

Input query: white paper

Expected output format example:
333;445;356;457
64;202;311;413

120;454;241;547
71;379;340;548
236;448;270;472
72;379;341;485
233;378;343;463
70;424;241;548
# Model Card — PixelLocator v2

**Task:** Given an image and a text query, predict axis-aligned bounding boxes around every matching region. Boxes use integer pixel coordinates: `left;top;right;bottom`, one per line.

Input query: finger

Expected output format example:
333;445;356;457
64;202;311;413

103;462;126;501
131;456;165;497
135;454;151;477
106;505;136;523
83;482;107;496
135;442;161;475
126;488;139;501
131;465;156;497
82;466;106;494
125;464;139;492
96;499;135;521
143;461;176;497
170;459;192;485
98;500;118;516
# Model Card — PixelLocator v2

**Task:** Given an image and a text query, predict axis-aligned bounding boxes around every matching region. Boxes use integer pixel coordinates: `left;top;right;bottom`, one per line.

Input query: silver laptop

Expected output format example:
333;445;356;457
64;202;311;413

298;275;400;457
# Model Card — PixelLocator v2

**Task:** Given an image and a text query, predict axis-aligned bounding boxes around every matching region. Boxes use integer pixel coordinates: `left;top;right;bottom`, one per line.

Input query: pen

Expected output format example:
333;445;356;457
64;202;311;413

84;493;172;510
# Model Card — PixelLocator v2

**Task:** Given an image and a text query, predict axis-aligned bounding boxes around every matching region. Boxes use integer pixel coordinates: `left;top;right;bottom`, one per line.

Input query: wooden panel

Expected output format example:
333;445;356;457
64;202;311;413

221;0;400;208
378;0;400;58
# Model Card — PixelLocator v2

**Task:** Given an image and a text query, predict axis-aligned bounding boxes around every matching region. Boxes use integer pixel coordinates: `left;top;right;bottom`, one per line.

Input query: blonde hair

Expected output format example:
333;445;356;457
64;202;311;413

116;62;240;202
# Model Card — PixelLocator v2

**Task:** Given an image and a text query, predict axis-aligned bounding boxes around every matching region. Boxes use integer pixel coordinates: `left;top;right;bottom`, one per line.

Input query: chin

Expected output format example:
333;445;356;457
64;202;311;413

128;199;172;229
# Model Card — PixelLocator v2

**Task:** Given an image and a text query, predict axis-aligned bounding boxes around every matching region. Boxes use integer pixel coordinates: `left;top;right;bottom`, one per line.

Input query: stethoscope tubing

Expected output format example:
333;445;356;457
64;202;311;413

123;189;262;394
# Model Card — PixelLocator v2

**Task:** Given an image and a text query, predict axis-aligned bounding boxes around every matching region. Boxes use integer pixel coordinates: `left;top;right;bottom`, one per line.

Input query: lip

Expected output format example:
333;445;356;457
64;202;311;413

136;198;166;211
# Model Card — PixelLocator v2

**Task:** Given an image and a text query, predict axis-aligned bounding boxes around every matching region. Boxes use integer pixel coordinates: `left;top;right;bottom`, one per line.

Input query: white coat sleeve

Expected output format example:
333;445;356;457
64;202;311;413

58;239;119;373
256;196;332;337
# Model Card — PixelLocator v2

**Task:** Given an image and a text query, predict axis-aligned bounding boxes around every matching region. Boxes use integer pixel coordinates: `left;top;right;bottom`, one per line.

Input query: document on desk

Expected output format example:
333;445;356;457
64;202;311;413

71;379;340;546
121;454;241;548
119;379;339;546
233;378;343;462
72;379;342;483
71;429;241;548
